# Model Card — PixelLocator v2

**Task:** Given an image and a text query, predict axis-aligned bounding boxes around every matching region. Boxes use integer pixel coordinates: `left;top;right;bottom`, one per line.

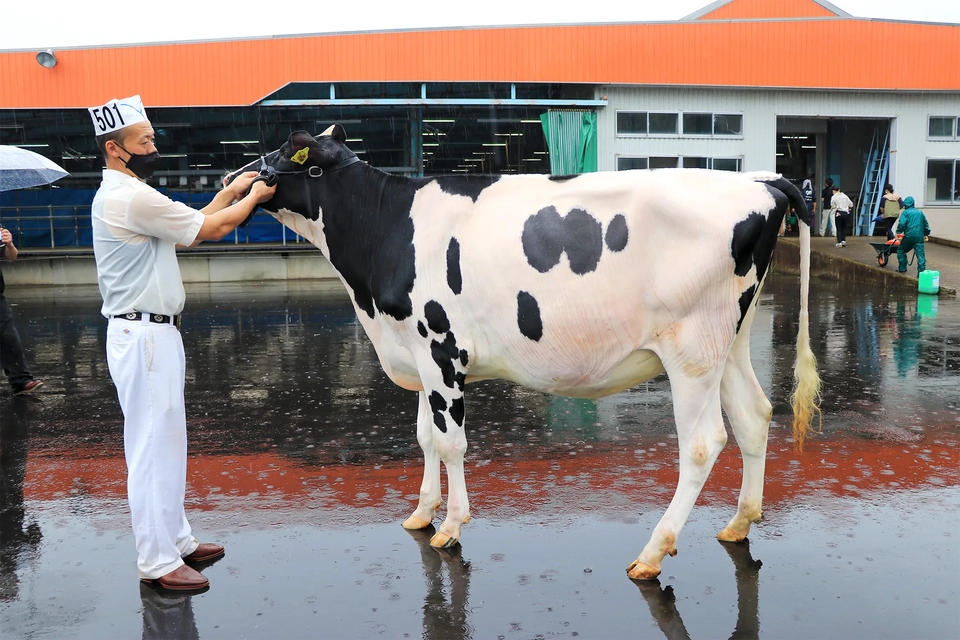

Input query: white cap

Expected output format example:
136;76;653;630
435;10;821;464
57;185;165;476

88;95;148;135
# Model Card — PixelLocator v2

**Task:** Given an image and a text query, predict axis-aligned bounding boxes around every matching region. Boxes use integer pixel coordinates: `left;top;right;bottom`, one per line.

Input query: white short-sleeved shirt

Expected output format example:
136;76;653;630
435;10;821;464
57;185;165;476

92;169;205;318
831;192;854;212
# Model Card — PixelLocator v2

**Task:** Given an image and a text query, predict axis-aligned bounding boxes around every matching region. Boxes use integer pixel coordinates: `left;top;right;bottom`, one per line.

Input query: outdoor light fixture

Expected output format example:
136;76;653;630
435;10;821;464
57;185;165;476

36;50;57;68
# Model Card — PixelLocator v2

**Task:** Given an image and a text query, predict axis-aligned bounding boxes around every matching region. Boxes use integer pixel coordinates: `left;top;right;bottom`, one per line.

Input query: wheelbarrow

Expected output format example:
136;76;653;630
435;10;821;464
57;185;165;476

869;234;915;268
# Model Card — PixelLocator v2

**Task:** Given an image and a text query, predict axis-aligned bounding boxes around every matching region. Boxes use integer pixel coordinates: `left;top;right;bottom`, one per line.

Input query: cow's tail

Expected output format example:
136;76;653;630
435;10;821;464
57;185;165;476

753;175;822;450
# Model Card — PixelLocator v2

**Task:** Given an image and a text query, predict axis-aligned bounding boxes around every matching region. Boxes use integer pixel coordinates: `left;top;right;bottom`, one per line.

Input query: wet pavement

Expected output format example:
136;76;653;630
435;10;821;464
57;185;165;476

1;275;958;640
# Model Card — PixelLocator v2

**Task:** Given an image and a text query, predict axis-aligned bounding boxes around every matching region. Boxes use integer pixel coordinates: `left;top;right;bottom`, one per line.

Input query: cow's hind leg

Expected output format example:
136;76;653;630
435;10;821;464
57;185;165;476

628;368;728;580
403;391;443;530
717;305;771;543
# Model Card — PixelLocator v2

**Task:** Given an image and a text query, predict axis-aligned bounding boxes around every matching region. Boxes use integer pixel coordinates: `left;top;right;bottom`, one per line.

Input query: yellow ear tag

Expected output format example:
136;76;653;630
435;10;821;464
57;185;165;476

291;147;310;165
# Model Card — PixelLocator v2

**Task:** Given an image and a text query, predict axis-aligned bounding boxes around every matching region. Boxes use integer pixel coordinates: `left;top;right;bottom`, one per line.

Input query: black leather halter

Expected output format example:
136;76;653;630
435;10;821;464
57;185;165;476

238;155;363;227
250;155;362;191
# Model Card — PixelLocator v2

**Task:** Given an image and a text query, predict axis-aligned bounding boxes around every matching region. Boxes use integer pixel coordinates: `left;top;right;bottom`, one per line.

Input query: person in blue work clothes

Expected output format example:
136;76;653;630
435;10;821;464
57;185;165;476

895;196;931;274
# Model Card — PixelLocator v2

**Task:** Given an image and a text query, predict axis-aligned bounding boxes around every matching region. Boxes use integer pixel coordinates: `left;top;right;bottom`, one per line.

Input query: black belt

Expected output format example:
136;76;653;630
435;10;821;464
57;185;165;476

112;311;181;329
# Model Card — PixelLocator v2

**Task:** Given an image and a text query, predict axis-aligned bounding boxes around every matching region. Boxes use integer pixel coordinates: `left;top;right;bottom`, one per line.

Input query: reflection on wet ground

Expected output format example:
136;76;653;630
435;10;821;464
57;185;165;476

1;275;958;639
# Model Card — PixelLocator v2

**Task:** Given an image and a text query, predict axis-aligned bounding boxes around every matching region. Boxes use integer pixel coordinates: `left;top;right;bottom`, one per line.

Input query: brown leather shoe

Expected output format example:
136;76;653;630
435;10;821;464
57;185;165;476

141;564;209;591
183;542;224;563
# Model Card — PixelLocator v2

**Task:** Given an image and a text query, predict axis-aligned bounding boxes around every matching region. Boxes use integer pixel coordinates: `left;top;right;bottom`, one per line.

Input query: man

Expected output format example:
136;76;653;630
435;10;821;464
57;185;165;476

89;95;275;591
830;185;854;248
0;226;43;395
896;196;931;274
819;177;834;237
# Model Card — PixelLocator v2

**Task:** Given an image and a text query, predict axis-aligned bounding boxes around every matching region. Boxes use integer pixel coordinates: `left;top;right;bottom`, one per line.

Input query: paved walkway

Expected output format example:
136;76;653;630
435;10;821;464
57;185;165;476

777;235;959;297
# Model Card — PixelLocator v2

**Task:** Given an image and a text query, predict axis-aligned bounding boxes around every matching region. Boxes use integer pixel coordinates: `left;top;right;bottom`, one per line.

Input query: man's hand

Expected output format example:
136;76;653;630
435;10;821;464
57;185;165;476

248;180;277;204
1;227;18;260
224;171;260;200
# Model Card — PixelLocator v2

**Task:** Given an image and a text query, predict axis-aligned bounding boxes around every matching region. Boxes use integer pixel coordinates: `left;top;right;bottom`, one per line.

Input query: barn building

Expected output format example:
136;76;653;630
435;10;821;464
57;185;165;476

1;0;958;270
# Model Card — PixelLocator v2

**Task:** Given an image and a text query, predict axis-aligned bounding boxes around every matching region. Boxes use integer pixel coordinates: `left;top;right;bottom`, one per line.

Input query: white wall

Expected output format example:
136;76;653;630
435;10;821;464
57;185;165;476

596;87;960;241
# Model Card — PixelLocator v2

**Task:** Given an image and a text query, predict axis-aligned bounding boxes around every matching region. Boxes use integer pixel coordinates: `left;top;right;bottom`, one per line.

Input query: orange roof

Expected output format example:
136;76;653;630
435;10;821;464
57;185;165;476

1;7;958;109
692;0;844;20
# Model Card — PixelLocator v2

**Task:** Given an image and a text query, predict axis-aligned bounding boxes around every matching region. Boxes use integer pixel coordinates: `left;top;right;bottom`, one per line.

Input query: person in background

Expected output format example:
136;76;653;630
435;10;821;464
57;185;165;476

895;196;931;274
89;95;275;592
0;226;43;396
831;185;854;247
819;177;834;237
878;183;903;240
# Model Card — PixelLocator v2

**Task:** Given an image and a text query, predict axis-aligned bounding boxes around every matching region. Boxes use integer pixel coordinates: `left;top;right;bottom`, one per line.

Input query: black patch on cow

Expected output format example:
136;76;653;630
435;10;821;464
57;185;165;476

521;206;604;275
605;214;629;252
459;349;469;366
730;185;789;333
449;397;465;427
429;391;449;431
563;209;603;275
549;175;578;182
417;321;428;338
446;238;462;295
736;284;757;333
424;300;451;334
730;186;789;284
522;206;565;273
731;213;767;277
431;332;461;388
310;166;419;321
517;291;543;342
454;371;466;390
433;175;501;202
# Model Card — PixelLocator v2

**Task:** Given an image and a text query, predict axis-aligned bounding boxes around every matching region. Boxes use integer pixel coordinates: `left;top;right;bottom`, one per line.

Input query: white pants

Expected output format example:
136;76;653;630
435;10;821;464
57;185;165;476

106;317;198;579
819;208;835;237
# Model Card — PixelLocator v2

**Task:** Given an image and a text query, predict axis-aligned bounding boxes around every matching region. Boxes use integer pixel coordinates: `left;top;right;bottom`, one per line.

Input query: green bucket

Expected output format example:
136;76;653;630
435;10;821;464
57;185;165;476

918;270;940;295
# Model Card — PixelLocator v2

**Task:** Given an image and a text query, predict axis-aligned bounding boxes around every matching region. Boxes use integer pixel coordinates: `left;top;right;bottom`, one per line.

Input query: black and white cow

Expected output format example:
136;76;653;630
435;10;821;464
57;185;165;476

227;126;821;581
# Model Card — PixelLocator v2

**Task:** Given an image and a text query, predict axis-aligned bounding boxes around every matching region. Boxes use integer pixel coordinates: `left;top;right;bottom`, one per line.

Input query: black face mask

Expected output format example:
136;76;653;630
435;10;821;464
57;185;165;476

117;144;162;180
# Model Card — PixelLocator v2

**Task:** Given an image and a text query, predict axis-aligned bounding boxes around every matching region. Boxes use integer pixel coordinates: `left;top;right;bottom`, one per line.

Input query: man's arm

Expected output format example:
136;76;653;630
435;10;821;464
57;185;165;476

190;180;276;246
199;171;260;216
1;228;17;261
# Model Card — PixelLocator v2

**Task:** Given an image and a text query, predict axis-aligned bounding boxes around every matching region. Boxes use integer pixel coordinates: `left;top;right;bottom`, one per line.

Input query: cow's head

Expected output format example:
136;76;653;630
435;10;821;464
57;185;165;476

225;124;360;221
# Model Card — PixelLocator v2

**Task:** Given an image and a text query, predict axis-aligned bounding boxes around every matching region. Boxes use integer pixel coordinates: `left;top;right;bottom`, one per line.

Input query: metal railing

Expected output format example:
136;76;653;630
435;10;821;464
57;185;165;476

0;205;312;250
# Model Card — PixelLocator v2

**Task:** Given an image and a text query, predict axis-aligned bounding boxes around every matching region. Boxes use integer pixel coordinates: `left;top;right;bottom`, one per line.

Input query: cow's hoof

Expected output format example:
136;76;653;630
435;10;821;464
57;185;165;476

626;559;661;581
402;515;432;530
429;531;459;549
717;527;747;543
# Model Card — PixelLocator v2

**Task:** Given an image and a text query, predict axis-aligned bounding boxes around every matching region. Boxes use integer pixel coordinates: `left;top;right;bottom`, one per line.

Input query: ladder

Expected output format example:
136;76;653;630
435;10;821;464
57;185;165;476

856;126;890;236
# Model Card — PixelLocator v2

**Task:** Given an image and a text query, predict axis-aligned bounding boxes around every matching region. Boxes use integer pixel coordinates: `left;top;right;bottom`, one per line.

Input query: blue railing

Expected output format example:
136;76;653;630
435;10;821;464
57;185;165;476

0;202;311;250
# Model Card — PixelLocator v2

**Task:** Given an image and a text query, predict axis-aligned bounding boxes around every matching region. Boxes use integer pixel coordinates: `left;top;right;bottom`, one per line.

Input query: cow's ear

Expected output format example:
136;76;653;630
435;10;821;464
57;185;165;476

318;124;347;143
288;130;317;149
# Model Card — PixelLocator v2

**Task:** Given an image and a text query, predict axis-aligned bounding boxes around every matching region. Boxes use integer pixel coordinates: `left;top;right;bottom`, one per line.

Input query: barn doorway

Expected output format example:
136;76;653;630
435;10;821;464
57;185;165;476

777;116;895;236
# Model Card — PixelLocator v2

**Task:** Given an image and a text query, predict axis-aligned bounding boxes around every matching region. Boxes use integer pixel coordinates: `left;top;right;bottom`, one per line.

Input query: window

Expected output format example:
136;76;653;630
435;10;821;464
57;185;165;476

616;156;742;172
713;114;743;136
649;113;678;135
617;157;648;170
649;157;680;169
617;112;647;135
683;113;713;135
711;158;742;172
926;159;959;203
618;111;740;137
928;116;957;138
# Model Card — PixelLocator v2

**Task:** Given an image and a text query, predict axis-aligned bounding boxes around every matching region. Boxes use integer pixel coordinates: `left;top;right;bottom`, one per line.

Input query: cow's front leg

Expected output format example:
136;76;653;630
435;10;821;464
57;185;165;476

402;390;443;530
